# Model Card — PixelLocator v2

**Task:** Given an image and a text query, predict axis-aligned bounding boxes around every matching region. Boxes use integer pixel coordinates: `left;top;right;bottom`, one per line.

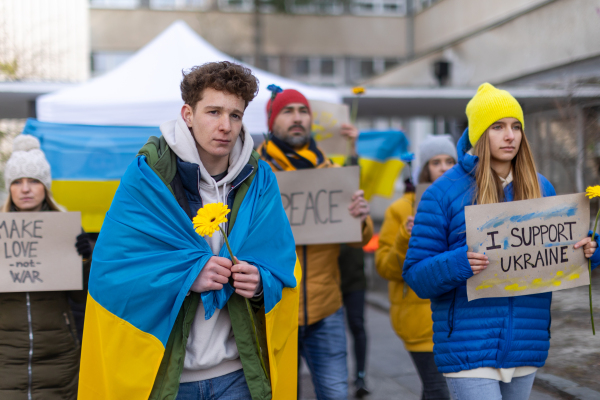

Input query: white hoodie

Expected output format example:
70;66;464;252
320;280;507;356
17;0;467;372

161;114;255;382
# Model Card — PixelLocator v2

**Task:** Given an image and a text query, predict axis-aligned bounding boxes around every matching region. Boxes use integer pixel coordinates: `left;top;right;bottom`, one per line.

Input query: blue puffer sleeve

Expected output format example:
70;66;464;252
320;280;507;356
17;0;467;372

402;188;473;299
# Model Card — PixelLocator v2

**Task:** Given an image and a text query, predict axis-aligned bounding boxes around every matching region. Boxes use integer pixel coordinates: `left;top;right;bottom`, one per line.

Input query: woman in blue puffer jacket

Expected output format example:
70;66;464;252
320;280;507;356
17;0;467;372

403;83;600;400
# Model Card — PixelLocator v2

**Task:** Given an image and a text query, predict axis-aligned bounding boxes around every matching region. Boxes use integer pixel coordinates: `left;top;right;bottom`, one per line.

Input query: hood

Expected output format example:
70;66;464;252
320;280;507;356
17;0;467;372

457;128;478;176
160;114;255;189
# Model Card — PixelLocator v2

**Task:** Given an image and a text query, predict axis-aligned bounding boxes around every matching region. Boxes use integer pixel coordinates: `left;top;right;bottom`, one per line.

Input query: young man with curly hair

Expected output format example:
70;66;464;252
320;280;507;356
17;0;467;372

80;62;298;400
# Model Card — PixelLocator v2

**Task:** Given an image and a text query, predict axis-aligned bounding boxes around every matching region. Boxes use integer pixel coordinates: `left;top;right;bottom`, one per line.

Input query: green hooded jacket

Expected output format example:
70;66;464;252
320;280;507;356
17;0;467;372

138;136;272;400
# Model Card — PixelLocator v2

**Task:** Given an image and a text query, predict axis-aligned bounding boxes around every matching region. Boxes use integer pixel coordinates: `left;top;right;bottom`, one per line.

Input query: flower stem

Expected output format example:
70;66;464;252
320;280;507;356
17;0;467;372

218;226;269;377
590;208;599;335
350;97;359;124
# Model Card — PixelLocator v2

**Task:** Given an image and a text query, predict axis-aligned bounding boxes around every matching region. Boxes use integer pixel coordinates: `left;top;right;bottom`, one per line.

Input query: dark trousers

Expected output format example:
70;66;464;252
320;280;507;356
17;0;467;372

409;352;450;400
343;290;367;377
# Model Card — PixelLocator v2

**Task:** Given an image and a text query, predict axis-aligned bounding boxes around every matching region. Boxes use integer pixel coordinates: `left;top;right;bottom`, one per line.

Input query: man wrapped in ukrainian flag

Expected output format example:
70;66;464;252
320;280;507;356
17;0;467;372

79;62;300;400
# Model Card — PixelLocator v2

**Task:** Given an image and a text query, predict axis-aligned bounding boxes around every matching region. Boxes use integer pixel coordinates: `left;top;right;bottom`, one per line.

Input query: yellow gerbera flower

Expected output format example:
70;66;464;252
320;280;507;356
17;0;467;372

352;86;365;95
193;203;230;237
586;185;600;199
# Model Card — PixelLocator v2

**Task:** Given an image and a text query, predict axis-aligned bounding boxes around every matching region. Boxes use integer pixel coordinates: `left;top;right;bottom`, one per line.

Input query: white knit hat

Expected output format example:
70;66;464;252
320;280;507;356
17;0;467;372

4;135;52;190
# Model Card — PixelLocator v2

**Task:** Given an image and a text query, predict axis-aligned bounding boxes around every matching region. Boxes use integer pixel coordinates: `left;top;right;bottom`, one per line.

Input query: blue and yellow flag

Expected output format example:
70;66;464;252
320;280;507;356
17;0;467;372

79;155;300;399
330;130;410;200
22;118;156;232
356;130;409;200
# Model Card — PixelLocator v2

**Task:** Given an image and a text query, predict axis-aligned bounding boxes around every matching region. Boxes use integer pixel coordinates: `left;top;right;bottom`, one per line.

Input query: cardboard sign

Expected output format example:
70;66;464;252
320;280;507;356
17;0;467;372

274;166;362;245
0;212;82;292
310;100;351;156
465;193;590;301
414;183;431;214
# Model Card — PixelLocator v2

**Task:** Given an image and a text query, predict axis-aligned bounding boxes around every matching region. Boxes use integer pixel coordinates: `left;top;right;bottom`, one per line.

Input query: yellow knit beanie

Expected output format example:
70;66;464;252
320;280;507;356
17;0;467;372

466;83;524;146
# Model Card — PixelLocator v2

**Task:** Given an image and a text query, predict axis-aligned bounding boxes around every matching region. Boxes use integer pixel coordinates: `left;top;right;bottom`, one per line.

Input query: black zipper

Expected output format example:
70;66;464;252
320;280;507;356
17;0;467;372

302;245;308;327
63;312;78;346
547;312;552;339
447;289;457;338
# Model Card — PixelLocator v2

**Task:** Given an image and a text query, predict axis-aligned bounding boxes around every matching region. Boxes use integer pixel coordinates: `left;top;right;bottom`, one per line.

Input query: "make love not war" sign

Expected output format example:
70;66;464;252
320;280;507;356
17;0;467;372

274;166;362;245
465;193;590;301
0;212;82;292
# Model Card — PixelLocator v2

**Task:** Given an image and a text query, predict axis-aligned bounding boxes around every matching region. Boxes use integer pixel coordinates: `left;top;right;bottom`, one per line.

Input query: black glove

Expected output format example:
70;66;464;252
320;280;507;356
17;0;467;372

76;233;92;259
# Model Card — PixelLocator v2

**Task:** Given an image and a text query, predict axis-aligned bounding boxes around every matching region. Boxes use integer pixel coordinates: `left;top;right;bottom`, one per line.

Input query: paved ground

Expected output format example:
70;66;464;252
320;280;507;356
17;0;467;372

299;304;560;400
538;271;600;393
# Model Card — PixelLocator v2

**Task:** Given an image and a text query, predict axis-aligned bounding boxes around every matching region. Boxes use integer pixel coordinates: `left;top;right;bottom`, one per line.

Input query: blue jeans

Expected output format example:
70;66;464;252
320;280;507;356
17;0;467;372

446;372;536;400
298;307;348;400
175;369;251;400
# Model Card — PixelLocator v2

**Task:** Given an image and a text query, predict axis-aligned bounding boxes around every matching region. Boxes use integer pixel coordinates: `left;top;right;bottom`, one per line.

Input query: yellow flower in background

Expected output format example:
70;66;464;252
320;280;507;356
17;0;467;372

586;185;600;199
352;86;366;95
193;202;230;237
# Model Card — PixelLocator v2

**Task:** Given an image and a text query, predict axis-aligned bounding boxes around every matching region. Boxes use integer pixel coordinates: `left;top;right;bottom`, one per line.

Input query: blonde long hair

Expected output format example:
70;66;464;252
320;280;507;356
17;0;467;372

2;188;66;212
473;129;542;205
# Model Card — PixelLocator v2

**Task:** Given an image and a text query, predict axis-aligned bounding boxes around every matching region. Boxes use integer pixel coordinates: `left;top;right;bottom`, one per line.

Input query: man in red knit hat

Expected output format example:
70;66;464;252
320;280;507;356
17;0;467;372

258;89;373;399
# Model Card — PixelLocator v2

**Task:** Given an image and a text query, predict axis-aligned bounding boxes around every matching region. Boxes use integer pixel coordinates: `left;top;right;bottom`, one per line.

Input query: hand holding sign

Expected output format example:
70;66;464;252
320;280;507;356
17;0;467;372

467;252;489;275
348;190;370;222
340;123;359;156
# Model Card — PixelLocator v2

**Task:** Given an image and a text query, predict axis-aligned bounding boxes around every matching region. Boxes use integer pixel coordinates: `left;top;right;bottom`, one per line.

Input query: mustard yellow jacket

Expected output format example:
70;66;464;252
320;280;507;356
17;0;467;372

258;140;373;326
375;192;434;352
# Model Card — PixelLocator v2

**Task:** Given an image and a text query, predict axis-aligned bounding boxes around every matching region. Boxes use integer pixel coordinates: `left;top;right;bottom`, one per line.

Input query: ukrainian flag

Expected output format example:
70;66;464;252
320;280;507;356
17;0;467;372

330;130;409;201
79;155;299;399
22;118;157;232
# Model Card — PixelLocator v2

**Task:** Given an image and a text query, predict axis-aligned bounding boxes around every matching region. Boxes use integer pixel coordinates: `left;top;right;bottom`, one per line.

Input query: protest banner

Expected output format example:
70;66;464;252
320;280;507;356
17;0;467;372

0;212;82;293
414;183;431;213
274;166;362;245
465;193;590;301
310;100;351;156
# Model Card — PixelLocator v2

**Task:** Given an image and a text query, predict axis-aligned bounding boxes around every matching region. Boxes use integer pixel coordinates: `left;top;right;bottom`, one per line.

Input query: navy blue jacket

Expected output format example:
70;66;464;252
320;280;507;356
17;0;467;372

403;129;600;373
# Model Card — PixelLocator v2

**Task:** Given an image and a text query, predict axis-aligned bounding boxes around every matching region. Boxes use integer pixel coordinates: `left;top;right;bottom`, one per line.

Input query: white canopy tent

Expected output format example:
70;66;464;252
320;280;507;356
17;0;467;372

36;21;340;134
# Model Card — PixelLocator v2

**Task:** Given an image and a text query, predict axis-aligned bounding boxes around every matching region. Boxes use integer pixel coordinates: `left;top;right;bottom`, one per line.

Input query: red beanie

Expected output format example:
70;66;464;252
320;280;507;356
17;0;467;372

266;89;311;132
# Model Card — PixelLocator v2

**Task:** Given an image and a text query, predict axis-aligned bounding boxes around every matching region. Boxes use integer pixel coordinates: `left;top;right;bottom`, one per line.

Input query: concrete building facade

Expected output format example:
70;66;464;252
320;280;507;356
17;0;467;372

88;0;443;83
0;0;90;82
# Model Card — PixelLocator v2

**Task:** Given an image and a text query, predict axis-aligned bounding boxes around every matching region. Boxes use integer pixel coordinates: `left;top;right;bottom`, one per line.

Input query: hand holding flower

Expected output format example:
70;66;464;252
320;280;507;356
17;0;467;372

231;257;262;298
190;256;232;293
574;236;598;259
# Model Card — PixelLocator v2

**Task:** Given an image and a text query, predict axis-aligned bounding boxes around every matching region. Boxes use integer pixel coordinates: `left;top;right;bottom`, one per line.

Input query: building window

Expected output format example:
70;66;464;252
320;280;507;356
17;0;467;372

320;59;335;76
351;0;406;16
384;58;399;70
90;0;140;8
218;0;275;12
286;0;344;15
359;59;374;78
218;0;253;12
150;0;208;9
414;0;441;13
295;58;310;75
92;51;134;76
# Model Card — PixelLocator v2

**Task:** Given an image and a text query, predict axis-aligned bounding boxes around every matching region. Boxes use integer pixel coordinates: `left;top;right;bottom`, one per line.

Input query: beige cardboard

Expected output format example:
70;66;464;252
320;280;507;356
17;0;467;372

274;166;362;245
310;100;351;156
0;212;82;292
414;183;431;214
466;193;590;301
